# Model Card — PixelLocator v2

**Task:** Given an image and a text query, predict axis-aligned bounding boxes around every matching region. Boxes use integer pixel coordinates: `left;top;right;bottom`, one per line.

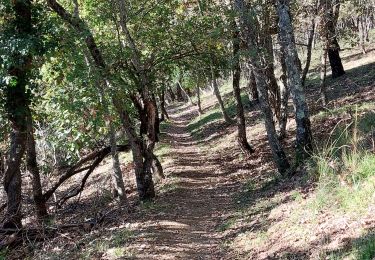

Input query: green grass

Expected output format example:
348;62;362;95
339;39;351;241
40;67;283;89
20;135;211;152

187;108;222;136
0;249;7;260
217;217;237;232
314;101;375;121
77;228;134;259
307;109;375;216
154;143;171;159
187;90;249;138
159;179;179;193
326;233;375;260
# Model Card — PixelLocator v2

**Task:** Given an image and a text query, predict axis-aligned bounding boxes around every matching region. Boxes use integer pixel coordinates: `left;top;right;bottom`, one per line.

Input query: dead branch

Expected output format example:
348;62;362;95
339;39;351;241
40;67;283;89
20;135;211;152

42;144;130;203
57;151;107;207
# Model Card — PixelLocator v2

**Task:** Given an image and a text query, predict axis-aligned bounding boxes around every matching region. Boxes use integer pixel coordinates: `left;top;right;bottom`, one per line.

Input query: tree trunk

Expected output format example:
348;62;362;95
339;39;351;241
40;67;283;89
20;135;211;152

327;38;345;78
301;17;316;86
117;0;158;200
247;69;259;103
254;70;291;174
211;66;234;124
108;122;129;206
26;111;48;221
196;82;203;115
261;11;281;123
278;74;289;139
234;0;291;175
159;90;169;120
277;0;313;163
3;131;25;229
320;0;345;78
168;86;176;102
176;81;185;102
3;0;34;228
81;36;129;205
358;16;366;54
115;103;155;201
180;86;194;105
320;49;328;106
276;38;290;139
232;22;254;156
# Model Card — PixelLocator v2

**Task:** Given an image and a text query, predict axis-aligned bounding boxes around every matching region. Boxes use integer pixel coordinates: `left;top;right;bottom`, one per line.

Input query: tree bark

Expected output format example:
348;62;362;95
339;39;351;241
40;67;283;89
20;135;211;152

278;74;289;139
108;122;129;206
276;0;313;163
42;144;130;203
247;69;259;103
234;0;291;175
3;0;34;228
261;9;281;123
175;81;185;102
232;22;254;156
196;82;203;115
26;111;48;221
320;49;328;105
159;90;169;120
168;86;176;102
210;66;234;124
319;0;345;78
116;0;159;200
301;17;316;86
115;102;155;200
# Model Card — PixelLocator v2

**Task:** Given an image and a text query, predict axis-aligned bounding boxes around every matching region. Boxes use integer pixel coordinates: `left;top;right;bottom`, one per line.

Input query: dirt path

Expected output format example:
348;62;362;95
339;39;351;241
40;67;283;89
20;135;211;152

126;104;236;259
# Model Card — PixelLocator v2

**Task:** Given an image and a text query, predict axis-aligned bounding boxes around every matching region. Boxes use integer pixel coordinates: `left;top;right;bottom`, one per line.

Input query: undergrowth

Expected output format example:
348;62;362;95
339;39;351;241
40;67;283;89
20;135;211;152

308;108;375;216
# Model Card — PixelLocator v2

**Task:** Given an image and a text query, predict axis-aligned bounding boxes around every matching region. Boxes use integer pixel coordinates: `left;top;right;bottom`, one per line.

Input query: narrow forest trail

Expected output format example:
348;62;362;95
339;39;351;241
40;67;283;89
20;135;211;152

126;104;238;259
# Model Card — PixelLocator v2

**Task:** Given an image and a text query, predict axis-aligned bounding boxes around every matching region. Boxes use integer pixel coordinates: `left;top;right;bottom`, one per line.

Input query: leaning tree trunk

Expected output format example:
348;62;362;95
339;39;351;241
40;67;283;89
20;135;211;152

254;69;291;174
210;66;233;124
26;111;48;221
232;22;254;156
3;0;34;228
277;0;313;163
175;81;185;102
168;86;176;102
235;0;291;175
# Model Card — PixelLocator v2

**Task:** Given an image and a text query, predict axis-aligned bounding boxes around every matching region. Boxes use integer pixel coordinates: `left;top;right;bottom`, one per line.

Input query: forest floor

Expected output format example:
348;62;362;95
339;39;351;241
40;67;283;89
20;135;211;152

2;48;375;260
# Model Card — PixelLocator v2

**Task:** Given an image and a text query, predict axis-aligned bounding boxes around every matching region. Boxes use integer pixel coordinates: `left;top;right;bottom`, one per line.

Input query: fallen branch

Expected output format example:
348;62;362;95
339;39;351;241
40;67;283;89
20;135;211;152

43;144;130;203
57;151;107;207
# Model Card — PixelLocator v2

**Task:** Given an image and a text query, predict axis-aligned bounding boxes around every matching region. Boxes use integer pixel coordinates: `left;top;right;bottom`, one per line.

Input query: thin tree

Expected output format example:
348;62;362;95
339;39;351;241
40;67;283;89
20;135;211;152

232;21;254;156
235;0;291;175
276;0;313;163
